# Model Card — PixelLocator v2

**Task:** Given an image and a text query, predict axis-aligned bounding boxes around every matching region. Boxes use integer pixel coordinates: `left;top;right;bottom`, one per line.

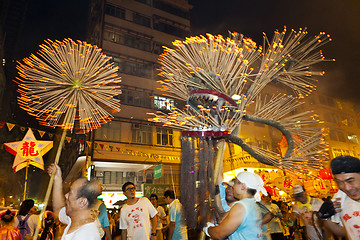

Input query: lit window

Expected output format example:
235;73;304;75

156;127;173;146
348;134;359;144
154;96;174;110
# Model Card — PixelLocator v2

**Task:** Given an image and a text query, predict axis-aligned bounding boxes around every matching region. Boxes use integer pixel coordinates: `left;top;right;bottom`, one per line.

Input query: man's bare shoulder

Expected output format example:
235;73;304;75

228;202;246;216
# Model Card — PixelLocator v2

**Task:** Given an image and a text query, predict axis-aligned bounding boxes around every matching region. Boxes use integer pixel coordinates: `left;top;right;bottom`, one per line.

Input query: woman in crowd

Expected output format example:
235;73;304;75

13;199;40;240
0;209;21;240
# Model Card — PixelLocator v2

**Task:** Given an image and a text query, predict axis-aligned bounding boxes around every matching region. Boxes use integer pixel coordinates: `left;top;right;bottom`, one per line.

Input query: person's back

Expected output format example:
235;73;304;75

164;190;187;240
93;200;111;240
291;185;324;240
228;198;262;240
169;199;187;240
293;198;323;239
13;199;40;240
15;215;32;238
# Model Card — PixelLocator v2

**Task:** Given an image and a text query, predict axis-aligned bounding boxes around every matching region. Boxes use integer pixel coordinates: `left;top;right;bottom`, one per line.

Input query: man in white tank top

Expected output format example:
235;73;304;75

48;163;103;240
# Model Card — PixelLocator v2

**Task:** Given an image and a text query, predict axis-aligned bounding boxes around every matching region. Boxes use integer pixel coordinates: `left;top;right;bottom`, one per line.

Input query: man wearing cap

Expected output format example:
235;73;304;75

215;178;237;217
318;155;360;239
203;171;267;240
290;185;325;240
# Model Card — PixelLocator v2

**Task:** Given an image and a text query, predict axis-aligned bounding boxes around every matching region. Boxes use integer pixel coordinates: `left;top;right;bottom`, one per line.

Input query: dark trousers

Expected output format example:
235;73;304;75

271;232;285;240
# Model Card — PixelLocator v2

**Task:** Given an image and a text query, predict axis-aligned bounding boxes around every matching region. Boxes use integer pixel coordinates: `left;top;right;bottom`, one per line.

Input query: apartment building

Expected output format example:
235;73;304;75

85;1;360;206
85;0;191;205
305;93;360;159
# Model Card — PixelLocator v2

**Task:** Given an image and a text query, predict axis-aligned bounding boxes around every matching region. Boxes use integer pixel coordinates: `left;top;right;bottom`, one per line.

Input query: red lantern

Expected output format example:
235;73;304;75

318;168;333;180
264;186;272;195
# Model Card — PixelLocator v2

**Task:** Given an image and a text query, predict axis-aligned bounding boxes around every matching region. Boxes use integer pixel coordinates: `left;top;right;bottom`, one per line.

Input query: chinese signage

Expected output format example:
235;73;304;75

4;129;53;172
143;184;170;198
154;164;162;179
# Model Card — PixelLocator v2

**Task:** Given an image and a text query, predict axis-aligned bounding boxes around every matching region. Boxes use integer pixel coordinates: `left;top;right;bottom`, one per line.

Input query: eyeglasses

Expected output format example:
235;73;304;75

125;187;136;192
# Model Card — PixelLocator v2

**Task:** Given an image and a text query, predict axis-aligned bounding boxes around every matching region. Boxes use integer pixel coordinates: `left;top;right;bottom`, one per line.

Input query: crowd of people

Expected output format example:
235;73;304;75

203;155;360;240
0;162;188;240
0;155;359;239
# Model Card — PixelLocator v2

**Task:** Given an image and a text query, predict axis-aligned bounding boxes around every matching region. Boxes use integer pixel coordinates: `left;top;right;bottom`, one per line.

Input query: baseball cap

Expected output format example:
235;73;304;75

293;185;305;197
225;172;267;201
331;155;360;175
222;178;235;187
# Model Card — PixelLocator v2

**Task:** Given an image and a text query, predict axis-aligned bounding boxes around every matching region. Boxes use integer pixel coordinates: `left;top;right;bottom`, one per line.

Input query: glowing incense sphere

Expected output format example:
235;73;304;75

148;28;332;176
15;38;121;133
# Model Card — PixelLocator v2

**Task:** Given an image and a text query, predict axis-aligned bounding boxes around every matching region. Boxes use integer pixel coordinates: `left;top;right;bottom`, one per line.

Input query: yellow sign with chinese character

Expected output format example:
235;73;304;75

4;129;53;172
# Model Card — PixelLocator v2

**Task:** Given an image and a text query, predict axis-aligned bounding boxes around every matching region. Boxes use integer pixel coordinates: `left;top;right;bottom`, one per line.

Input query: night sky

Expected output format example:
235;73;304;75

189;0;360;104
5;0;360;203
18;0;90;57
18;0;360;103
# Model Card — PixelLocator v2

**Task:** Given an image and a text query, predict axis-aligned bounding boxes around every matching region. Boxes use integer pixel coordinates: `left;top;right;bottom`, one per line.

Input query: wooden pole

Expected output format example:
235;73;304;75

213;140;226;187
32;111;72;240
23;161;29;201
199;139;226;240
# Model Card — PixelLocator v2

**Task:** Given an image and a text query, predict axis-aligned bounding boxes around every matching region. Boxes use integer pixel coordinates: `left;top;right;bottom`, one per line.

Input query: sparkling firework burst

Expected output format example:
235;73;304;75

15;38;121;133
149;28;333;175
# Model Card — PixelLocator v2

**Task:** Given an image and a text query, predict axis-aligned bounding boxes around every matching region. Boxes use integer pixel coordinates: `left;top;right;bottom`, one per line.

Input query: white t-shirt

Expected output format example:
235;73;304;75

293;197;323;240
120;197;158;240
156;206;166;230
59;207;101;240
14;214;40;237
332;191;360;240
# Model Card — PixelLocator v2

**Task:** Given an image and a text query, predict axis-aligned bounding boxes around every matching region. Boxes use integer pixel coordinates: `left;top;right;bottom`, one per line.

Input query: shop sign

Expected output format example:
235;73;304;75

154;164;162;179
143;184;170;197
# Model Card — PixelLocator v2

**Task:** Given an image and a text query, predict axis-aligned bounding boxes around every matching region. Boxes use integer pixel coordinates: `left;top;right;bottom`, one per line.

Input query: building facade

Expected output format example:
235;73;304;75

306;93;360;159
86;0;191;202
85;0;360;206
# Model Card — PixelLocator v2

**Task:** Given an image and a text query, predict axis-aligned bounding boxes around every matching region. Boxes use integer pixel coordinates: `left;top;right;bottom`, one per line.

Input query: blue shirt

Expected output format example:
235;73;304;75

228;198;263;240
220;182;231;212
169;199;188;240
98;202;110;228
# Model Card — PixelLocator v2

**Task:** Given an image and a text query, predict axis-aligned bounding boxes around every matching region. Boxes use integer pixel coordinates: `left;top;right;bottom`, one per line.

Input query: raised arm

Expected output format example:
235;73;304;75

214;153;226;216
47;162;65;216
